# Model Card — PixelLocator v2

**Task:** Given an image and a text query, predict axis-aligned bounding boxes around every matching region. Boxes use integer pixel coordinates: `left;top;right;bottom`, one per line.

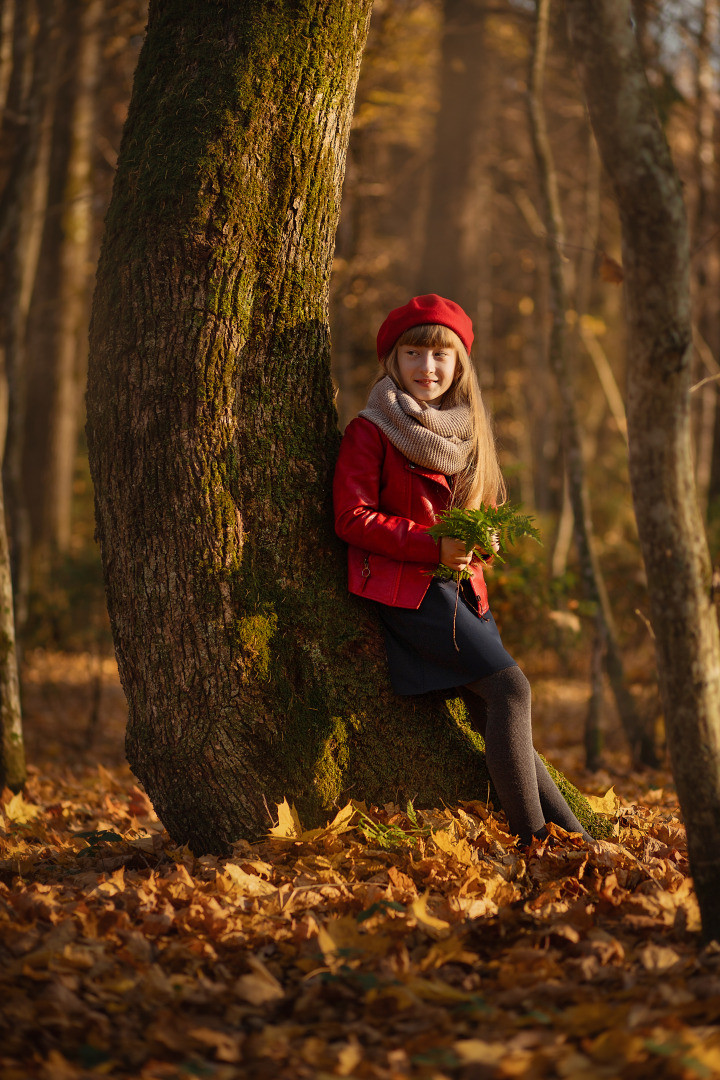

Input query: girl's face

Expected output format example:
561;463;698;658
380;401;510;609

396;344;457;405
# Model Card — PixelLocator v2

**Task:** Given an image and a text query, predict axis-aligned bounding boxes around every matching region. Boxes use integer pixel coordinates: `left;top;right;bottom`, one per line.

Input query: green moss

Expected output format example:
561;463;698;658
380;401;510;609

312;714;354;806
234;612;278;682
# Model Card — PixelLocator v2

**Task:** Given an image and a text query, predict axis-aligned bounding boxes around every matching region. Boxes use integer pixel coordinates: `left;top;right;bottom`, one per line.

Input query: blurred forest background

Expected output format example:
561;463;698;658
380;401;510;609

3;0;719;772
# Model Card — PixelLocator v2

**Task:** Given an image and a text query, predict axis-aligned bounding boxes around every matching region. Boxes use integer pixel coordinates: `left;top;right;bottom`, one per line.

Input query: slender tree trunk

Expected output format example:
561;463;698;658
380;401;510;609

528;0;652;766
24;0;102;564
0;0;25;785
585;611;604;772
416;0;492;348
0;0;60;638
0;0;14;115
691;0;719;520
0;475;24;790
87;0;603;854
567;0;720;942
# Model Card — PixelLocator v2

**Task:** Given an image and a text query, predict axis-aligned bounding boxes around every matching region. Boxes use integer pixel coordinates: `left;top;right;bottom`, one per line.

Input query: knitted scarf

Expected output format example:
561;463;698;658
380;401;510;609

358;376;473;475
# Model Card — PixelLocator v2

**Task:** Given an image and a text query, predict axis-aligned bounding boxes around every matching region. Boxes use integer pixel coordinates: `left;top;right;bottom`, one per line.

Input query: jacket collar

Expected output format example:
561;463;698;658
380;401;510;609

405;461;452;490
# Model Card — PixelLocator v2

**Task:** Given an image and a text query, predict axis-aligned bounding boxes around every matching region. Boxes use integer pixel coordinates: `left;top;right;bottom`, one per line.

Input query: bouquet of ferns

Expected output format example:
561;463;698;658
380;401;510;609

428;504;541;582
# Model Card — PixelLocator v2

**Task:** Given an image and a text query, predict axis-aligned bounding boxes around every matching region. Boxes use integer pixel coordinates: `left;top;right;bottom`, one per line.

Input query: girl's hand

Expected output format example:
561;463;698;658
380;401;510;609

440;536;472;571
474;531;500;561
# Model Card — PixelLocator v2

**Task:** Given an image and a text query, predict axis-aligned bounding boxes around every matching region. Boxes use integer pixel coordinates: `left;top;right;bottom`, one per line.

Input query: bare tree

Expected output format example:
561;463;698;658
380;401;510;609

567;0;720;941
528;0;652;767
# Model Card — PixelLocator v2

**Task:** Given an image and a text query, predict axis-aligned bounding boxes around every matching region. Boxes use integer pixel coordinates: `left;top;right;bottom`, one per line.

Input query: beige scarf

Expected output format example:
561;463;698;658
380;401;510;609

359;376;473;475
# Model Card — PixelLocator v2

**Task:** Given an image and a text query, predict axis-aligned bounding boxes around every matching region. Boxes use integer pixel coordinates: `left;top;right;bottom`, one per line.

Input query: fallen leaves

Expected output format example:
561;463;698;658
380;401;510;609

0;765;715;1080
5;655;720;1079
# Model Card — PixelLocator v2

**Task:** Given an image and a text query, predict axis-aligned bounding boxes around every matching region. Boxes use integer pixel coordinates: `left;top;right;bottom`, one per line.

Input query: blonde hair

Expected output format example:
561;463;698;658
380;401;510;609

375;323;506;509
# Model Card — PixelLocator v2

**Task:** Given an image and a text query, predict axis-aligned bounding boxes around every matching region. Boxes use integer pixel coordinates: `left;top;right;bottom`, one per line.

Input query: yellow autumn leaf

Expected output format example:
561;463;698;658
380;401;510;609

585;787;620;815
269;797;303;839
638;942;681;973
454;1040;507;1065
420;935;480;971
221;863;276;896
316;915;390;969
327;801;356;834
404;976;473;1003
4;792;42;824
234;955;284;1005
431;827;476;866
410;892;451;937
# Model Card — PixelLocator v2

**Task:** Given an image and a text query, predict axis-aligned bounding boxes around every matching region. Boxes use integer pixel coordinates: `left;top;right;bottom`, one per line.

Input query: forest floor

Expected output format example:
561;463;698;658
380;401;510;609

2;650;718;1080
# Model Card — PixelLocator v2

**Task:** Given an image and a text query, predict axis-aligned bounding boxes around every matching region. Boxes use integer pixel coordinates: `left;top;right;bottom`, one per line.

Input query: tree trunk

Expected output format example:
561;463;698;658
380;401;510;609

567;0;720;941
416;0;492;350
528;0;652;766
87;0;603;855
690;0;719;521
0;0;60;638
24;0;102;565
0;474;24;790
0;0;14;115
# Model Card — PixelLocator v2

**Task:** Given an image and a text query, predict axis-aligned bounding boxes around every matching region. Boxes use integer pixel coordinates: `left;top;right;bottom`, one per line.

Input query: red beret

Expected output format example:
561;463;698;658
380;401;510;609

376;294;474;359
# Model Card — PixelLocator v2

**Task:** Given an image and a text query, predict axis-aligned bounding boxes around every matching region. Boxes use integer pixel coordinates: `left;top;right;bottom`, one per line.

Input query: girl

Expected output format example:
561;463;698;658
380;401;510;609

333;293;593;847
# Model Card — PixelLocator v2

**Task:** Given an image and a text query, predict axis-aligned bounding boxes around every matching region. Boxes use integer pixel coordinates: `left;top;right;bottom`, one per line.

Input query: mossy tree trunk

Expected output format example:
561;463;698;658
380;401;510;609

87;0;601;855
567;0;720;940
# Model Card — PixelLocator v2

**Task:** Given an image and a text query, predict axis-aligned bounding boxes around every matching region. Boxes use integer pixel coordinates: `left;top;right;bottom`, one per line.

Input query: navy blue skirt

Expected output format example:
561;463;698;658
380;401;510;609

371;579;516;696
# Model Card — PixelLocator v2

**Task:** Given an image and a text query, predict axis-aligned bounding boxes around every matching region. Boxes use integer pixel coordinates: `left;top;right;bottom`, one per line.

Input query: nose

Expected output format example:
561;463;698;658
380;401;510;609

420;350;436;372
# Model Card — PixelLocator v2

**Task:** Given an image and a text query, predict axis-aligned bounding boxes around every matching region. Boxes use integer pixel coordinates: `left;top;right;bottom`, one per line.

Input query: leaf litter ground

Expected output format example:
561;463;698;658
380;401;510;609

3;651;720;1080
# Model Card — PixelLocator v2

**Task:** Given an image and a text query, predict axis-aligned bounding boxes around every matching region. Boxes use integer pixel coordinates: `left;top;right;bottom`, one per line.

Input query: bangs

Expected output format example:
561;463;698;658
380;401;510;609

395;324;462;351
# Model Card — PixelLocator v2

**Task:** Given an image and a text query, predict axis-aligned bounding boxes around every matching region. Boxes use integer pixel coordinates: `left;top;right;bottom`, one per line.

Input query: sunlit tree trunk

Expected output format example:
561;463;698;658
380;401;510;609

690;0;719;519
416;0;492;355
529;0;651;766
87;0;603;854
0;477;24;790
567;0;720;941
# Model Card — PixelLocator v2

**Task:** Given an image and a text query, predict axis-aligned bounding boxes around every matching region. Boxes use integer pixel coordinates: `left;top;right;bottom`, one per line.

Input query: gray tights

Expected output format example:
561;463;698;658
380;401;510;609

462;666;592;845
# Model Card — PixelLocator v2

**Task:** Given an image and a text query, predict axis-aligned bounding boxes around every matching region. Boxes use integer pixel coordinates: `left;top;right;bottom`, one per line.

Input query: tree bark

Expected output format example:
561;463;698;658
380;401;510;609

528;0;652;766
87;0;603;855
567;0;720;941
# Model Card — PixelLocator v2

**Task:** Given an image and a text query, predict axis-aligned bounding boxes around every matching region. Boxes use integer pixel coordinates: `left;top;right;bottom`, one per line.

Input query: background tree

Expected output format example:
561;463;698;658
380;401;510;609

567;0;720;940
528;0;650;767
416;0;493;359
0;0;61;639
24;0;102;570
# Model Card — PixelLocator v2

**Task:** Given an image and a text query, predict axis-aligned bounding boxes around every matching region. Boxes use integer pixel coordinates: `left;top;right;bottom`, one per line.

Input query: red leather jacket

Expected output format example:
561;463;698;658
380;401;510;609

333;416;490;612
